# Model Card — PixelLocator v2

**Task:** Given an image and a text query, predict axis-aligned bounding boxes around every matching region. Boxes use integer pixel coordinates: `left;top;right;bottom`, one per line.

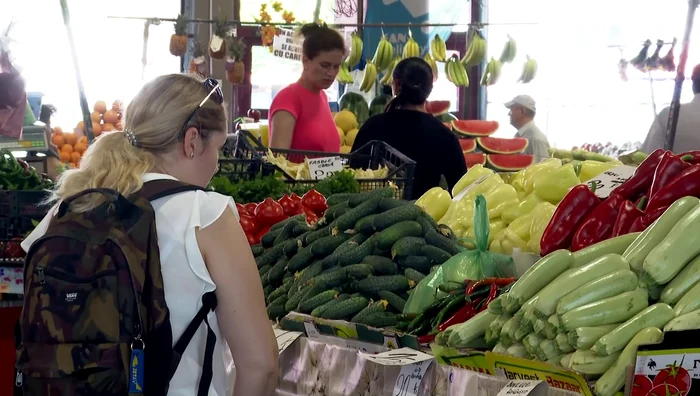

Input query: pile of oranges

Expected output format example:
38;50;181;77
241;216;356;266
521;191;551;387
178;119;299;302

76;100;124;138
51;127;88;168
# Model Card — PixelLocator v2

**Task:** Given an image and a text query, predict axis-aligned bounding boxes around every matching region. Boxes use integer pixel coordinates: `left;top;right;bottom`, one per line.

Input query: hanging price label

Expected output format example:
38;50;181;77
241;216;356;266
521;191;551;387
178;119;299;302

585;165;637;199
496;380;548;396
306;156;344;180
393;360;432;396
358;347;434;366
274;329;302;354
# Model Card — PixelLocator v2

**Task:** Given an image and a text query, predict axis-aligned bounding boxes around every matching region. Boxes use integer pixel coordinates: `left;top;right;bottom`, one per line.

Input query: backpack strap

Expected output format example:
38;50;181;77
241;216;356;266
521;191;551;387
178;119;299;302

139;179;208;201
57;187;135;218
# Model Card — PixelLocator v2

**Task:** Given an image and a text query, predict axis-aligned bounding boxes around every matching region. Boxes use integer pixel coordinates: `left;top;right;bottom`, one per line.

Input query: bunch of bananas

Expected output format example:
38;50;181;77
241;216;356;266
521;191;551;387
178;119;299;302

380;57;399;86
402;35;420;59
517;55;538;83
445;55;469;87
498;35;517;64
347;32;363;69
461;30;487;67
424;53;439;82
360;61;378;92
372;34;394;72
336;61;354;84
430;34;447;62
480;57;503;86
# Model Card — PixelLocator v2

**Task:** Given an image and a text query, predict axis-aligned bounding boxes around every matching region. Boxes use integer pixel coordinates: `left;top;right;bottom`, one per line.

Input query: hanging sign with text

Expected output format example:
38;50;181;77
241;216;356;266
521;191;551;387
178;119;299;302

272;28;303;61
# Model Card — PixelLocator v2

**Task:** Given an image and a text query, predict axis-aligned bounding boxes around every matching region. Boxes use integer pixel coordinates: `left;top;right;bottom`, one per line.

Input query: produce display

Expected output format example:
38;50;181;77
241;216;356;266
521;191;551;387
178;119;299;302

262;149;389;180
0;150;53;191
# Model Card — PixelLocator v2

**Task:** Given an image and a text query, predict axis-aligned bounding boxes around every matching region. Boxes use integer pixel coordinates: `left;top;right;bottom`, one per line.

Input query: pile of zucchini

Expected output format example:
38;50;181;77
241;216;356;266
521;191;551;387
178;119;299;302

254;187;462;328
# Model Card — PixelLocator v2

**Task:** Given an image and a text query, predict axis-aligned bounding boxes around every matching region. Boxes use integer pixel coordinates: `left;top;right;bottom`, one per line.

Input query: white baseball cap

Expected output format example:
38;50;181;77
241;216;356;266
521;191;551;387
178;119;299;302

505;95;536;113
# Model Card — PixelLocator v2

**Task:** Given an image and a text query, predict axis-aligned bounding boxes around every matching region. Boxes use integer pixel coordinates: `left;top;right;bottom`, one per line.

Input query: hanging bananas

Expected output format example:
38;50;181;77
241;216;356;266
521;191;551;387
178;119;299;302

336;61;354;84
498;35;517;64
424;53;439;82
446;55;469;87
360;61;378;93
372;34;394;72
480;57;503;86
403;36;420;59
518;55;538;83
430;34;447;62
380;57;399;86
461;30;487;67
346;32;363;69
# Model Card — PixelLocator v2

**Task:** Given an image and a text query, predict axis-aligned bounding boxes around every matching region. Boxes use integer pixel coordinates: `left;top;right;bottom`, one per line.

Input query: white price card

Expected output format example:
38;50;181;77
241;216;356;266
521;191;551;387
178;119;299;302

393;360;432;396
585;165;637;199
274;329;302;354
496;380;548;396
358;347;434;366
306;156;344;180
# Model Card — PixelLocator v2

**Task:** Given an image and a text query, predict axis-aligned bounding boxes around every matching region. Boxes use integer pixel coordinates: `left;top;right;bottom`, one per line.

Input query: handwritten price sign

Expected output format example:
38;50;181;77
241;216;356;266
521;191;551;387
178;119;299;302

306;156;344;180
585;165;636;199
496;380;548;396
274;329;302;354
358;347;435;396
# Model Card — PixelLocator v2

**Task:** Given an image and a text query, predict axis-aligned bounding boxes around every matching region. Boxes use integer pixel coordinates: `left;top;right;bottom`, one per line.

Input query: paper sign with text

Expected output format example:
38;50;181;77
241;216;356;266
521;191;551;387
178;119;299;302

274;329;302;354
393;360;433;396
496;380;548;396
357;347;434;366
585;165;636;199
306;156;344;180
272;28;303;61
431;344;494;375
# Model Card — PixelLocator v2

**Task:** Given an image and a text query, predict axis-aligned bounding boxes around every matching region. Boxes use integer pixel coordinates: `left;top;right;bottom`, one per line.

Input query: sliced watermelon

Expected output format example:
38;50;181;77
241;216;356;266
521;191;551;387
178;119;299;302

486;154;534;171
452;120;499;137
425;100;451;116
436;112;457;122
443;122;453;129
459;138;476;153
464;153;487;168
477;137;529;154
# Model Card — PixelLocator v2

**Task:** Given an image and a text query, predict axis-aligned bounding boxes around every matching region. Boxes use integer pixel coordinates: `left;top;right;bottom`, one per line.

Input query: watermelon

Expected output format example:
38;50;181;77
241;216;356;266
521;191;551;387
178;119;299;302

339;92;370;126
436;112;457;122
369;94;391;116
459;139;476;153
452;120;499;137
443;122;452;129
486;154;534;171
477;137;529;154
464;153;487;168
425;100;450;116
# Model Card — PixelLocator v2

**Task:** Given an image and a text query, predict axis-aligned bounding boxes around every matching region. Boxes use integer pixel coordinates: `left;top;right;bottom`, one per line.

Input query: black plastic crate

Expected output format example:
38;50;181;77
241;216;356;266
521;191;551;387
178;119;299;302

0;190;51;218
216;133;263;181
235;130;416;200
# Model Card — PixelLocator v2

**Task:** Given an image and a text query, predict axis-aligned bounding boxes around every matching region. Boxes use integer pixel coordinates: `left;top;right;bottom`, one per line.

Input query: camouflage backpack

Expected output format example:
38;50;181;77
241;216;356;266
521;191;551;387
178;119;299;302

15;180;218;396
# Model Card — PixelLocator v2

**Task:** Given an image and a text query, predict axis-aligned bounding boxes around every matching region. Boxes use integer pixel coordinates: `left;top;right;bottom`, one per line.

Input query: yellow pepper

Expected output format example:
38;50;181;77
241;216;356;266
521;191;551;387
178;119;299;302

501;193;545;224
527;202;557;255
523;158;562;194
509;169;526;192
506;212;535;242
451;164;494;197
503;229;530;254
533;163;581;204
463;220;505;248
415;187;452;221
578;160;621;182
489;229;507;253
438;200;457;224
444;199;471;232
459;173;504;203
457;183;518;229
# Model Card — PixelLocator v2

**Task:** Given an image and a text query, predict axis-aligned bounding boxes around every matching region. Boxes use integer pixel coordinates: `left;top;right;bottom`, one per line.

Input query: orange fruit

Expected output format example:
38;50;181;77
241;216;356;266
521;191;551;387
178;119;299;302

92;123;102;136
102;123;115;132
90;111;102;123
64;133;78;146
76;120;84;132
69;162;77;169
114;122;123;131
51;134;65;147
59;151;70;163
53;126;63;135
61;144;74;154
103;110;119;124
74;142;87;154
70;152;82;163
94;100;107;114
112;100;123;112
79;136;88;145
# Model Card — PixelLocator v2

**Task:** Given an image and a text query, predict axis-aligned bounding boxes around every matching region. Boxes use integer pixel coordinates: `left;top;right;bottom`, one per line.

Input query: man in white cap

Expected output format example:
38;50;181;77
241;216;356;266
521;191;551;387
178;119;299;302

504;95;550;163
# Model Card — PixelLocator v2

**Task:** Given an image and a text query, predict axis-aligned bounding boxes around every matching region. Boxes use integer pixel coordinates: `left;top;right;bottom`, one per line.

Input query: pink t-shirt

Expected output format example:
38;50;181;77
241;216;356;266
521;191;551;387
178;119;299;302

268;82;341;153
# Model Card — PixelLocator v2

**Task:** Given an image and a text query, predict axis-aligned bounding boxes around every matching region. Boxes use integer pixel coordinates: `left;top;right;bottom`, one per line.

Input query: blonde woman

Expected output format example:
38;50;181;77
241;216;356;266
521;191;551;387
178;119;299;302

21;74;279;395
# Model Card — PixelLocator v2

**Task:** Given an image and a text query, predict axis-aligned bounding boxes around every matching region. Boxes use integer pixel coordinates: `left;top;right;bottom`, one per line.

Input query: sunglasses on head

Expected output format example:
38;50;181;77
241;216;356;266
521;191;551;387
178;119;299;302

179;77;224;140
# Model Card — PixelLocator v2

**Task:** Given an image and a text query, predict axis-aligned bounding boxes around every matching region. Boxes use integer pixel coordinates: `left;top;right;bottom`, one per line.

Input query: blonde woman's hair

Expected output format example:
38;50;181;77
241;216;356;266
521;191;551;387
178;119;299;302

50;73;227;212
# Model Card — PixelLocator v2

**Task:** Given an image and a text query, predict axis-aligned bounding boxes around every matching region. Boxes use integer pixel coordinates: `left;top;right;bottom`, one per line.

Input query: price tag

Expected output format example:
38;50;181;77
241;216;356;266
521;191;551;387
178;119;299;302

274;329;302;354
303;321;321;338
585;165;637;199
453;175;489;202
358;347;434;366
393;360;432;396
306;156;344;180
496;380;548;396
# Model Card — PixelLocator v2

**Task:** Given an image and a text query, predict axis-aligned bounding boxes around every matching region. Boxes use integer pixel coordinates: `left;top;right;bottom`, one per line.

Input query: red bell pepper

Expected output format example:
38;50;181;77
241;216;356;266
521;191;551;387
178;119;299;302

647;164;700;212
612;149;666;200
648;152;692;199
629;205;668;233
540;184;600;255
679;150;700;163
416;334;436;344
611;198;646;237
437;304;475;332
571;193;626;251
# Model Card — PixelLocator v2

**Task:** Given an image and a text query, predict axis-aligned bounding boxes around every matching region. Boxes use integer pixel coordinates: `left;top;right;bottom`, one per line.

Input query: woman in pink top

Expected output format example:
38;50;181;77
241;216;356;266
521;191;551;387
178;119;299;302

269;23;344;153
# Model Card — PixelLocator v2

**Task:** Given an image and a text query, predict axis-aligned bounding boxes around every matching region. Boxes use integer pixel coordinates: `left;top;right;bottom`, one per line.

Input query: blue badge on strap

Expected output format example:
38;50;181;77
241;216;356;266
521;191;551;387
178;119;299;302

129;348;145;393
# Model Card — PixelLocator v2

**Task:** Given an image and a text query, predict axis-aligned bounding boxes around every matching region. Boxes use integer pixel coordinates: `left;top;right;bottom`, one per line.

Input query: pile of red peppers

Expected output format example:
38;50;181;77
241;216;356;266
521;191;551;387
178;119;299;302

540;149;700;255
237;189;328;245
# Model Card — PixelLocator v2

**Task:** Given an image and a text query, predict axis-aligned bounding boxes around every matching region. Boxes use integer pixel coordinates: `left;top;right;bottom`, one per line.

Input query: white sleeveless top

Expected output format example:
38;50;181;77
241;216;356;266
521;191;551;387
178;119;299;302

22;173;237;395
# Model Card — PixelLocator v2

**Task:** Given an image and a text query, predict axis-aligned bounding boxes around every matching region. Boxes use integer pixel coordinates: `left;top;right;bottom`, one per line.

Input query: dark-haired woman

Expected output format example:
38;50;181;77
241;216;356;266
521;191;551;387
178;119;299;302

269;24;344;152
350;57;467;200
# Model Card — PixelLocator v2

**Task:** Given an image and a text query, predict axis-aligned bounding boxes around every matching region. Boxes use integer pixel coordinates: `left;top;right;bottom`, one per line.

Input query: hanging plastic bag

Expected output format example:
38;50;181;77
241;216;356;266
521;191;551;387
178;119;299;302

0;23;26;139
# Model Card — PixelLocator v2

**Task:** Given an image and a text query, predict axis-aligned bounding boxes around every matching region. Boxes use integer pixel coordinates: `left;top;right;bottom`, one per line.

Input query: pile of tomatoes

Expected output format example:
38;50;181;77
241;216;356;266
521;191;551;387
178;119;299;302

236;189;328;245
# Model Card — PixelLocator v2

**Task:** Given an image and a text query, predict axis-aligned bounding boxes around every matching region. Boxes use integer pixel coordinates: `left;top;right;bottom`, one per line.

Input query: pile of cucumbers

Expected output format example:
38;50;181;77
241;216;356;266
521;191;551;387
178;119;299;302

254;187;464;329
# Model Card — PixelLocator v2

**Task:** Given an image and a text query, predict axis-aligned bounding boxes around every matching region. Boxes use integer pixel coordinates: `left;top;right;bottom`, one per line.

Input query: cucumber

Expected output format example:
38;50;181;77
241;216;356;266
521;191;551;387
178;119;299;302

273;220;298;246
560;289;649;331
391;237;426;258
425;230;461;255
282;238;299;257
333;197;382;233
377;290;407;312
421;245;451;264
592;303;673;356
378;198;408;211
556;269;638;315
319;232;369;268
507;249;573;309
438;224;456;239
251;244;264;257
270;214;306;232
261;227;284;248
345;264;374;279
258;264;272;277
569;349;619;376
375;221;423;249
297;260;324;285
320;296;370;320
337;234;378;267
255;244;285;268
285;285;310;311
359;312;399;328
373;247;391;257
310;294;351;317
262;283;273;299
309;233;352;258
304;225;332;246
347;187;395;207
292;223;310;237
267;301;288;320
326;193;355;207
324;201;350;222
404;268;426;283
660;255;700;304
354;214;378;234
396;256;432;273
534;254;629;319
571;232;640;268
362;256;398;275
267;257;289;285
419;211;440;233
287;245;315;272
267;280;293;303
371;204;422;231
351;300;387;323
308;267;348;290
298;290;339;314
567;324;620;350
354;275;412;294
415;215;436;236
664;309;700;331
673;281;700;316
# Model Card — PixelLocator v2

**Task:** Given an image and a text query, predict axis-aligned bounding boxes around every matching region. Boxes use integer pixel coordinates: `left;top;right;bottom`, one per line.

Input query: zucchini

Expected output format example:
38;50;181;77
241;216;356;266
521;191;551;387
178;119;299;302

660;254;700;304
643;202;700;285
560;353;575;369
623;196;699;271
345;263;374;279
326;193;355;207
261;227;284;248
571;232;640;268
354;275;412;294
287;246;315;273
371;204;422;231
533;319;547;337
425;229;461;256
404;268;426;283
351;300;387;323
522;333;544;357
592;303;673;356
545;315;561;340
594;328;664;396
354;214;378;234
506;343;529;359
555;333;574;353
555;269;639;316
396;256;432;273
375;221;423;250
309;233;352;258
320;296;370;320
569;349;619;376
361;255;398;275
560;288;648;331
298;290;339;314
492;343;508;355
347;187;395;207
337;234;378;267
664;309;700;332
392;237;426;258
488;314;512;336
267;257;289;285
567;324;620;350
537;339;561;361
251;244;264;257
507;249;573;309
378;198;408;211
487;295;504;315
673;280;700;316
547;354;566;367
377;290;407;312
534;254;629;319
333;197;382;233
448;311;498;348
360;312;399;328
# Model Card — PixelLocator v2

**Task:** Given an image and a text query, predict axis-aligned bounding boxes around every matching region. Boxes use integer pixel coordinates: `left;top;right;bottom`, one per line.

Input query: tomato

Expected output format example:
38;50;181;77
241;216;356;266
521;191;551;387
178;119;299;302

245;231;259;245
5;238;24;259
648;383;683;396
653;361;691;396
278;194;301;216
239;214;259;234
301;189;328;216
632;375;653;396
290;193;302;206
244;203;258;214
256;226;271;241
236;203;250;216
302;205;319;226
254;198;286;227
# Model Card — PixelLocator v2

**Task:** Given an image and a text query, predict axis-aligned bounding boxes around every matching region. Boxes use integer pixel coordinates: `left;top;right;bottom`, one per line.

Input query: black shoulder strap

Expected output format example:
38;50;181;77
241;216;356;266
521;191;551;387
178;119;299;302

139;179;207;201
